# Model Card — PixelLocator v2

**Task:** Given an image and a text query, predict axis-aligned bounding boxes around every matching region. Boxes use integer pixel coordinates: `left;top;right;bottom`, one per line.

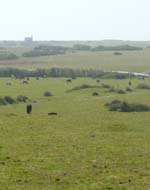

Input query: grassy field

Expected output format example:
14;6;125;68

0;48;150;72
0;77;150;189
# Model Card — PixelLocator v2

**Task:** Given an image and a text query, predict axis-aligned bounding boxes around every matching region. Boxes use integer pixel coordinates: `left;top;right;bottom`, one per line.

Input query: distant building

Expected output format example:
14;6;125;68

24;36;33;42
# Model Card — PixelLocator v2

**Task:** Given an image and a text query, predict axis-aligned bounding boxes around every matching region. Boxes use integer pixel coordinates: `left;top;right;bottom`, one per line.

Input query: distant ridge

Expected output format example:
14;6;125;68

0;39;150;48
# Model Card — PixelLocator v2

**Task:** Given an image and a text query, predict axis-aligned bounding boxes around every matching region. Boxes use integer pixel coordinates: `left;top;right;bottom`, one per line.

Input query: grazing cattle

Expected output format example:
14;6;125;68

48;112;58;116
96;80;100;83
66;79;72;83
26;104;32;114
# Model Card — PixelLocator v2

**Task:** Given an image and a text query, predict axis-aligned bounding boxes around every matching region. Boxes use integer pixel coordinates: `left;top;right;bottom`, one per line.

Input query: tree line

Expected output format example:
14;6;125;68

22;45;69;57
0;67;133;79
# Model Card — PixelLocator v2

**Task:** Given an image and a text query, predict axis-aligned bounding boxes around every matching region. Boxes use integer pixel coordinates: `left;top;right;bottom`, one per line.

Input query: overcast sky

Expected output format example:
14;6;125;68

0;0;150;41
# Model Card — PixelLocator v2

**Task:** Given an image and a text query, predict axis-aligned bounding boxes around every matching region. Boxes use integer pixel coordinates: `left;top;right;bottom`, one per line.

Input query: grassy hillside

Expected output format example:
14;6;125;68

0;77;150;189
0;48;150;72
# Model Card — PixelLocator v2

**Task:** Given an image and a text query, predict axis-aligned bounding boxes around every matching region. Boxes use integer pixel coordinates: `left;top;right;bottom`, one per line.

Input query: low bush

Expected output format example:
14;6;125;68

105;100;122;111
0;53;18;60
44;91;53;96
92;92;99;96
107;87;116;92
67;84;101;92
116;89;126;94
101;84;112;89
105;100;150;112
137;84;150;89
4;96;16;104
17;95;28;102
126;87;132;92
114;52;123;55
107;88;126;94
0;98;7;105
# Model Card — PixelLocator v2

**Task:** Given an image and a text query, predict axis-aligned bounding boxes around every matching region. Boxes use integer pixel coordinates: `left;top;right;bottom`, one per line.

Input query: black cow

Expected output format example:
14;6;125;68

128;81;132;86
48;112;58;116
26;104;32;114
66;79;72;83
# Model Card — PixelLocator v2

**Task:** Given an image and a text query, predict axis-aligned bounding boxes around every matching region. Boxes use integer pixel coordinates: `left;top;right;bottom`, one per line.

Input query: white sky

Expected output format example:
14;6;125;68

0;0;150;40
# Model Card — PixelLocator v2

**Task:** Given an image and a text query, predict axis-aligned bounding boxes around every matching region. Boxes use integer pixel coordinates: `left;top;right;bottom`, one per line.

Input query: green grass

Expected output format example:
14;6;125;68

0;48;150;72
0;77;150;189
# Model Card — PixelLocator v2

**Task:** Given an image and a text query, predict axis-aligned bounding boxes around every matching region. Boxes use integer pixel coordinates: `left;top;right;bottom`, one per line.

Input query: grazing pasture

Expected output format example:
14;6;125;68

1;48;150;72
0;77;150;189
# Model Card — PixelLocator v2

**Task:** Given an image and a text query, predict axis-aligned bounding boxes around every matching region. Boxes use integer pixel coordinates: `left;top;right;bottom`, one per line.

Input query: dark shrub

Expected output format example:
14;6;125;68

120;101;131;112
0;98;7;105
107;88;126;94
108;87;116;92
7;53;18;60
22;46;66;57
0;53;18;60
93;45;142;51
126;87;132;92
137;84;150;89
120;102;150;112
102;84;112;89
130;104;150;112
105;100;122;111
116;89;126;94
114;52;123;55
17;95;28;102
22;81;28;84
44;91;53;96
4;96;16;104
67;84;101;92
92;92;99;96
106;100;150;112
